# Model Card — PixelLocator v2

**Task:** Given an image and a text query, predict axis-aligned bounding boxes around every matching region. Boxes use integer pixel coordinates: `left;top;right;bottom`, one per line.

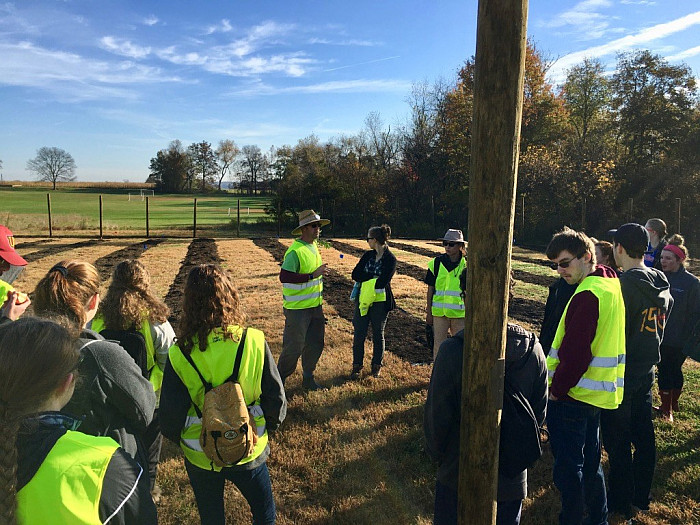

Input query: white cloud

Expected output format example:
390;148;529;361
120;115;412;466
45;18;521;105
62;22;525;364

542;0;618;41
143;15;159;26
548;10;700;82
324;56;400;72
100;36;151;59
206;18;232;35
620;0;656;5
667;45;700;62
308;37;382;47
228;79;412;96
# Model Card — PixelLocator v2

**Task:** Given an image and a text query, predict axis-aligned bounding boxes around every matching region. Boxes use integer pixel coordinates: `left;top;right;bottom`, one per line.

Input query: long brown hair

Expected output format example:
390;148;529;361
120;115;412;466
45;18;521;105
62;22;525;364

0;318;79;524
33;260;100;329
177;265;247;354
98;259;170;330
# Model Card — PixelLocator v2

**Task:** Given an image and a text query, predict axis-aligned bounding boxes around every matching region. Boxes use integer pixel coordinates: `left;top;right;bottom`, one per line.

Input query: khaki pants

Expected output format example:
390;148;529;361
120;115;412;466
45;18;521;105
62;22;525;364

432;315;465;359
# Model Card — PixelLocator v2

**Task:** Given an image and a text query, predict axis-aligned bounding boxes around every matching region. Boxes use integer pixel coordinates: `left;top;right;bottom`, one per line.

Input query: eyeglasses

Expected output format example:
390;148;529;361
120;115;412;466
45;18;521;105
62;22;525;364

443;242;459;247
550;252;585;270
308;223;321;229
367;237;374;241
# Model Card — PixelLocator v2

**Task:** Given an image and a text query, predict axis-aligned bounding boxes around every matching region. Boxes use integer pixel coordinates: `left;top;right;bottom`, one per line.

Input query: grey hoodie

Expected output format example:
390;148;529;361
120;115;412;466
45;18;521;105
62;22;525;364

619;267;673;378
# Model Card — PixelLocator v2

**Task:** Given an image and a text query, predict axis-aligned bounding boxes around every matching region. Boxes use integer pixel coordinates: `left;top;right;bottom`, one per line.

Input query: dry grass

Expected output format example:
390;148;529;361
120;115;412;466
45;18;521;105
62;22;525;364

8;237;700;524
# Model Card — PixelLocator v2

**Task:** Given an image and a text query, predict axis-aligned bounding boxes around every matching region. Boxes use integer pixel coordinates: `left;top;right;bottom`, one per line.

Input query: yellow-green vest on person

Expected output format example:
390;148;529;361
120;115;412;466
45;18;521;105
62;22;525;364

17;431;119;524
429;257;466;318
547;275;626;409
168;326;269;471
358;278;386;316
282;239;323;309
0;279;14;302
90;315;163;394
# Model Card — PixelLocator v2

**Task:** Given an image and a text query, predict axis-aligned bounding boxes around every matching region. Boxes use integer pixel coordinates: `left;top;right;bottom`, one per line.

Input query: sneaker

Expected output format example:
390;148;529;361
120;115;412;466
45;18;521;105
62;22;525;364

349;366;362;380
371;365;381;378
302;376;327;391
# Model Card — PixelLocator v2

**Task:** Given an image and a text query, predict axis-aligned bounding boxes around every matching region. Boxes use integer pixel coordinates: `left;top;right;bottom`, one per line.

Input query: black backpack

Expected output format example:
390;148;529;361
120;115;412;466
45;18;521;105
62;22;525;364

100;329;150;378
498;336;548;478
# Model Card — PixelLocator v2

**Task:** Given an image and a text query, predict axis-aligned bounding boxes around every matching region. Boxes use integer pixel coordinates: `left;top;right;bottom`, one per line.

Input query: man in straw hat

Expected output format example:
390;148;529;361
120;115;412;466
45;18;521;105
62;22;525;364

277;210;330;391
0;225;30;324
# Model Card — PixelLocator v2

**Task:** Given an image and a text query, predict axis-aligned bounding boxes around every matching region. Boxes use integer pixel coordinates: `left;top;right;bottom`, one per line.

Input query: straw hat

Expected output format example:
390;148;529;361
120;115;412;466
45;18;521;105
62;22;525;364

438;229;465;243
292;209;331;236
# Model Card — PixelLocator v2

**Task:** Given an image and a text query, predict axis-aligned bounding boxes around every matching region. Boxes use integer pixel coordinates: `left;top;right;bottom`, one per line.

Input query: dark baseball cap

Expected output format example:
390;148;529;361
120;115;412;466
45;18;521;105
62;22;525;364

613;223;649;254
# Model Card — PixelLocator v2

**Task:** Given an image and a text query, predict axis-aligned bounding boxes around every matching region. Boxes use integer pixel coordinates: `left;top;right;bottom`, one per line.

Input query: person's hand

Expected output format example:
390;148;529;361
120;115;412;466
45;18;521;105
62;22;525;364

548;393;559;401
312;263;329;278
426;311;433;325
1;291;30;321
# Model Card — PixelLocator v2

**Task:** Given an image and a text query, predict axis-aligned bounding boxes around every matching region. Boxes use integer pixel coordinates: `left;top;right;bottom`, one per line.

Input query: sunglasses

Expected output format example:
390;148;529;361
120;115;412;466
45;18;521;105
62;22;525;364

307;223;322;229
550;252;585;270
443;241;460;247
367;237;374;241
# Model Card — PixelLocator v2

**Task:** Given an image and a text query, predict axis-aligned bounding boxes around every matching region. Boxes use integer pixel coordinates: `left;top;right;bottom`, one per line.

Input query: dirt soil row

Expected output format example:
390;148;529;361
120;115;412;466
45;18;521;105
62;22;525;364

390;241;441;258
253;238;433;363
330;239;427;282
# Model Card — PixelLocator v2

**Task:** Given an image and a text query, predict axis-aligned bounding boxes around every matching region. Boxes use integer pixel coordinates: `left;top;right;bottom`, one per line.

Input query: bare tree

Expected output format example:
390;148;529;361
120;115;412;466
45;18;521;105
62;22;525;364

215;139;240;191
26;147;77;190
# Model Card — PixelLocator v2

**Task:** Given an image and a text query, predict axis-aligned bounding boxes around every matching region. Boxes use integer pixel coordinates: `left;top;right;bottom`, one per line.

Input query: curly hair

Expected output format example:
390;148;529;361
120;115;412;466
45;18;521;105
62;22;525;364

98;260;170;330
177;265;247;354
0;318;79;524
546;227;596;266
33;260;100;329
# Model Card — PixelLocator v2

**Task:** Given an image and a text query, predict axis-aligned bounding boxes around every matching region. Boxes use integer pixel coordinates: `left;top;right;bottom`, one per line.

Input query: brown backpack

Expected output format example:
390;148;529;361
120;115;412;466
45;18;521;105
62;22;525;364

183;329;258;467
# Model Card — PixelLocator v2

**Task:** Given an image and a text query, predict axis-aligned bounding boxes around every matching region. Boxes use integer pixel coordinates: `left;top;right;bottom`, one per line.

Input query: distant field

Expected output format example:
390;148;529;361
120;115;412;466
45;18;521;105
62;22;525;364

0;187;272;236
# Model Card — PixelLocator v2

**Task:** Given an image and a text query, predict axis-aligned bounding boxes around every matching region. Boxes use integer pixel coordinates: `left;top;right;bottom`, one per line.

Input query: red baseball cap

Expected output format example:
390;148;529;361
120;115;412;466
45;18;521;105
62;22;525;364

0;226;27;266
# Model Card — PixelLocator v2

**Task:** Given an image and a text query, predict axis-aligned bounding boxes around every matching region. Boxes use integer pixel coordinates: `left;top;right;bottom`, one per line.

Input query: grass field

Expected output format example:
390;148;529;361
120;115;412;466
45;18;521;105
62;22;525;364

0;187;272;236
9;236;700;524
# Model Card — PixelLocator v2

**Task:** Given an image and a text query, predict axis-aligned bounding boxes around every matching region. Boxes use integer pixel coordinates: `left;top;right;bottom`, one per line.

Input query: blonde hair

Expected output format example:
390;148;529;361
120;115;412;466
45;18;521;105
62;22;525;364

99;260;169;330
666;234;689;265
33;260;100;329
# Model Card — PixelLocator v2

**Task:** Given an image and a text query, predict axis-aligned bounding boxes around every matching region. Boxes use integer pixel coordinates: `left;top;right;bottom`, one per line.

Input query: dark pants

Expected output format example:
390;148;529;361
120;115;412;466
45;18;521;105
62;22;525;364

184;459;276;525
547;399;607;525
352;302;389;369
278;306;325;380
657;344;686;390
433;480;522;525
143;409;163;490
600;371;655;516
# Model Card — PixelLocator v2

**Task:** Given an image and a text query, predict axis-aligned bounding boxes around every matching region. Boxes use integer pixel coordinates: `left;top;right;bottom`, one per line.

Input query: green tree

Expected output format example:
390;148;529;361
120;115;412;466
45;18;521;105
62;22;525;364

26;147;77;190
187;141;217;192
148;140;190;193
562;58;611;147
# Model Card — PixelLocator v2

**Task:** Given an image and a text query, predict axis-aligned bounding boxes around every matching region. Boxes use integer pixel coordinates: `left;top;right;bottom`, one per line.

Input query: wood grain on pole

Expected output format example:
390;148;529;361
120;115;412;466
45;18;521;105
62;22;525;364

460;0;528;523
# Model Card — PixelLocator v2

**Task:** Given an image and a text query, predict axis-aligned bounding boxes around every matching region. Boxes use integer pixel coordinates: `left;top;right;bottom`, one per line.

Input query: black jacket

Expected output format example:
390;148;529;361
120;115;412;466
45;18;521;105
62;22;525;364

424;324;548;501
663;266;700;348
17;413;157;524
351;248;397;311
62;329;156;463
539;278;577;354
619;267;673;379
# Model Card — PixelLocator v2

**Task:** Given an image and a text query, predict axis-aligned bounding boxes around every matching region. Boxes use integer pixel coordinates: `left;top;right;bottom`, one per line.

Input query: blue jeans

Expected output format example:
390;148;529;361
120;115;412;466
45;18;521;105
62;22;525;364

547;399;608;525
352;302;389;369
184;459;276;524
433;480;522;525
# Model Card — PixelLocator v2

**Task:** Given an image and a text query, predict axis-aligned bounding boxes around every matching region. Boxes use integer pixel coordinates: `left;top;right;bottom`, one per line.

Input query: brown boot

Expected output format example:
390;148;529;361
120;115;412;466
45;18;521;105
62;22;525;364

658;390;674;422
671;388;682;412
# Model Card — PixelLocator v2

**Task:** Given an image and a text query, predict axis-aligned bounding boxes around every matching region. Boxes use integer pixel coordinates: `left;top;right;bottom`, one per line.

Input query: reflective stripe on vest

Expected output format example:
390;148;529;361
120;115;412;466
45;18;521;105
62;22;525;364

546;275;626;409
429;257;466;318
169;326;269;471
17;431;120;524
282;240;323;309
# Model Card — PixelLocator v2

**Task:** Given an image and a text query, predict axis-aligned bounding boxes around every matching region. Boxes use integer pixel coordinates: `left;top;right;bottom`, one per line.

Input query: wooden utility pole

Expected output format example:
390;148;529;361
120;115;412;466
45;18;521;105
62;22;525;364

460;0;528;523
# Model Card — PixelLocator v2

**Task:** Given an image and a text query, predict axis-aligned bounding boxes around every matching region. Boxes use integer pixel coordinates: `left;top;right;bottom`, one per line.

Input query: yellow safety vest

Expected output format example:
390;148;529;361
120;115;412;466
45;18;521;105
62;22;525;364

282;240;323;309
0;279;13;301
358;278;386;316
168;326;269;471
547;276;626;409
17;431;119;524
429;257;466;318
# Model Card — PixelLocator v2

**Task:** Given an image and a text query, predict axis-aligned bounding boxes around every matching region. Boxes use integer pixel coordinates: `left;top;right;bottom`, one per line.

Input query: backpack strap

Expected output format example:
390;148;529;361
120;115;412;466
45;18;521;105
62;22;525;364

181;329;248;417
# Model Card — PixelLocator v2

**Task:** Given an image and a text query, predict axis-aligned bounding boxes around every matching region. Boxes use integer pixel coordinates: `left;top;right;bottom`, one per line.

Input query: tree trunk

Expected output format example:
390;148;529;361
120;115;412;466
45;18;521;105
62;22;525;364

459;1;528;523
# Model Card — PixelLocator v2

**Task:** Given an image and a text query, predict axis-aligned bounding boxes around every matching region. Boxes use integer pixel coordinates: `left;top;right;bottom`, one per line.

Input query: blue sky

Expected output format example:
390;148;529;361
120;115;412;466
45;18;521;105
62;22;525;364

1;1;699;182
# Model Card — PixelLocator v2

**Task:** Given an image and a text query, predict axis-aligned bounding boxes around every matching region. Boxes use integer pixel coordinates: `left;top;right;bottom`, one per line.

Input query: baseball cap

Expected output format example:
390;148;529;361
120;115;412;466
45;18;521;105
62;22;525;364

0;226;28;266
613;223;649;255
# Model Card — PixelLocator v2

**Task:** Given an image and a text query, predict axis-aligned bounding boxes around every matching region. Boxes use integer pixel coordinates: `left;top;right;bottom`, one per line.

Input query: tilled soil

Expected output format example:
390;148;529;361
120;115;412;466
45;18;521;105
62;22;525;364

330;239;427;282
253;237;433;363
93;239;164;281
163;238;221;330
390;241;440;258
22;239;100;264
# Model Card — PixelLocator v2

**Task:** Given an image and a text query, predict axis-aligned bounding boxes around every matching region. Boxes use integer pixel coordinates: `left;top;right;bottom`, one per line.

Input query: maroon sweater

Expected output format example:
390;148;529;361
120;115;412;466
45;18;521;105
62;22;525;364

550;265;619;400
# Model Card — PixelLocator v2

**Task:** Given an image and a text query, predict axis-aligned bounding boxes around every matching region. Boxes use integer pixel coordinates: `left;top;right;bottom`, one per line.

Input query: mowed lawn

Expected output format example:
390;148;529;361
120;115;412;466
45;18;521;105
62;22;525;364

0;187;271;235
9;236;700;524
